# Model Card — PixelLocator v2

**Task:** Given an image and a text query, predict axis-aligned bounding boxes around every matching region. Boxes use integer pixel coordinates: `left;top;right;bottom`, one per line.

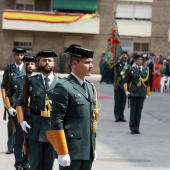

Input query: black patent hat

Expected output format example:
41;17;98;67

12;47;26;53
36;50;58;58
64;44;94;58
22;55;37;62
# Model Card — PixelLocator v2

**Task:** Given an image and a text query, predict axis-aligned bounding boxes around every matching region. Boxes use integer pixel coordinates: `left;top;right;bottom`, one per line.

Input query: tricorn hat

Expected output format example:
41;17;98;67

64;44;94;58
36;50;58;58
12;47;26;53
22;55;37;62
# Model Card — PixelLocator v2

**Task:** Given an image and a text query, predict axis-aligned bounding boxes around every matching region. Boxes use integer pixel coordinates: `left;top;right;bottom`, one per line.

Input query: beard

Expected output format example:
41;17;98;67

39;64;53;73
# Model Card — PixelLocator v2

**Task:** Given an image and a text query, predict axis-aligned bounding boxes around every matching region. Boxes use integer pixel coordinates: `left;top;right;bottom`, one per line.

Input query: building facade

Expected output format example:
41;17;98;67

0;0;170;73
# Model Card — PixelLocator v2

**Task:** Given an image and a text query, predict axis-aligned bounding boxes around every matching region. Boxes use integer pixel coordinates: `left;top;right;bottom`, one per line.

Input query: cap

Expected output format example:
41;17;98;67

22;55;37;62
123;51;128;55
12;47;26;53
134;54;143;60
64;44;94;58
36;50;58;58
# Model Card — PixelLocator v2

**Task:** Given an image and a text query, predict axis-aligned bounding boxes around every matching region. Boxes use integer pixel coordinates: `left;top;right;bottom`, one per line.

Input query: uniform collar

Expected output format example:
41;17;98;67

71;72;85;86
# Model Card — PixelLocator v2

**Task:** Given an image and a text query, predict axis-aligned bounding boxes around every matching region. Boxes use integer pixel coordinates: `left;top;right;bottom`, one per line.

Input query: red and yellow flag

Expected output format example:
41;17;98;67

4;10;97;24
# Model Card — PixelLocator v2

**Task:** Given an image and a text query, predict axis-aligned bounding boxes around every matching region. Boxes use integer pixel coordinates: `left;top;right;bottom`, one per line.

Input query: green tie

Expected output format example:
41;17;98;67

82;82;89;99
44;77;50;90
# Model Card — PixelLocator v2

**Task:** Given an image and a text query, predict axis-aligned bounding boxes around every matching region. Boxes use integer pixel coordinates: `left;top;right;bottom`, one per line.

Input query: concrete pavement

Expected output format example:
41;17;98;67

0;72;170;170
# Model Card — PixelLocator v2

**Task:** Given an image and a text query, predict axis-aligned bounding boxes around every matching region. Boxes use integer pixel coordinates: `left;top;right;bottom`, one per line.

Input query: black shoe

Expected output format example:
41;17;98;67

130;131;135;134
135;130;141;134
16;168;22;170
115;119;119;122
6;149;14;154
120;119;126;122
23;168;30;170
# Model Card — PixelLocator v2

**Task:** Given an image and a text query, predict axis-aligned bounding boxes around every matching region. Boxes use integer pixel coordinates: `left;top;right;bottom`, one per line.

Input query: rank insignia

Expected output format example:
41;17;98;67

74;93;81;98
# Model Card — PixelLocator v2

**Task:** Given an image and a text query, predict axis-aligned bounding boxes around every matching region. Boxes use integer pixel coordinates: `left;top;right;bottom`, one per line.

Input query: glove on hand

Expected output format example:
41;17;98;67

125;91;130;97
8;107;16;116
58;154;71;167
20;121;31;133
146;95;149;99
94;150;97;161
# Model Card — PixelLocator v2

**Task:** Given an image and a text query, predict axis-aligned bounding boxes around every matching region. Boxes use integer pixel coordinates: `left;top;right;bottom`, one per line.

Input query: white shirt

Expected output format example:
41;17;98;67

71;72;85;86
41;73;54;86
15;62;24;71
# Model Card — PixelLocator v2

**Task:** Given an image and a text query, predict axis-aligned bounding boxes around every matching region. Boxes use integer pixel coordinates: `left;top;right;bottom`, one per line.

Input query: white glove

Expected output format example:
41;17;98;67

146;95;149;99
94;150;97;161
8;107;16;116
20;121;31;133
125;91;130;97
58;154;71;167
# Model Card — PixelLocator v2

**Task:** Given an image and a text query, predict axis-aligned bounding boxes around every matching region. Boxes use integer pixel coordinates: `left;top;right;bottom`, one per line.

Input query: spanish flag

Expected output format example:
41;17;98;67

4;10;97;24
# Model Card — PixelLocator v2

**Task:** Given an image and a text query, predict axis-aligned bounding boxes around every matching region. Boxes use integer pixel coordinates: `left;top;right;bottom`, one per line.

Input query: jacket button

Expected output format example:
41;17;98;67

70;134;73;137
77;102;79;104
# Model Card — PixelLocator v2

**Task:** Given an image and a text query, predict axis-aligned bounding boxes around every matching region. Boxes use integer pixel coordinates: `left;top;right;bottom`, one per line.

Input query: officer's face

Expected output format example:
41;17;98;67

73;57;93;80
25;62;36;74
14;53;24;65
136;58;143;66
38;57;55;73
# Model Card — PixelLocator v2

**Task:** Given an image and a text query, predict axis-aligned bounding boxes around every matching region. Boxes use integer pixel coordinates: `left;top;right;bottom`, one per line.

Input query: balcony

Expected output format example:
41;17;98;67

2;10;100;34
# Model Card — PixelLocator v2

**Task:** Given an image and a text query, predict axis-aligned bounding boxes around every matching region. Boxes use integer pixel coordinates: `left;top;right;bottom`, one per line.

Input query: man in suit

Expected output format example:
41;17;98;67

16;50;60;170
114;51;129;122
11;55;36;170
46;44;98;170
124;54;150;134
1;47;26;154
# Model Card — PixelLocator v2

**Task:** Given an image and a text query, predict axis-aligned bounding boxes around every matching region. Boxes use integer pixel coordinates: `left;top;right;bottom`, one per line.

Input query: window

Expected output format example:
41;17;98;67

134;42;149;53
121;40;133;54
15;0;34;11
13;35;33;52
116;4;152;21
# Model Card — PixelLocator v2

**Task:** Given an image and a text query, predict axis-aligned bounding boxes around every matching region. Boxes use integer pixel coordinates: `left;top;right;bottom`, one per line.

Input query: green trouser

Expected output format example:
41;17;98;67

114;88;127;120
129;96;145;131
7;115;14;150
59;160;93;170
14;118;29;169
28;139;54;170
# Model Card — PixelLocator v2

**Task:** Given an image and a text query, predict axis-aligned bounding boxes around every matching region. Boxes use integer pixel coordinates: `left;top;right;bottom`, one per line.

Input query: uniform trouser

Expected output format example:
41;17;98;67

14;121;29;168
114;88;127;120
129;97;145;131
7;116;14;150
59;160;93;170
28;139;54;170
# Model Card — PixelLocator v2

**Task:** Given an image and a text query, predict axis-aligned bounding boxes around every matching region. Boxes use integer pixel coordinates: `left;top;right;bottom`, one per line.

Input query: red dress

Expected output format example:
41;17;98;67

152;62;162;90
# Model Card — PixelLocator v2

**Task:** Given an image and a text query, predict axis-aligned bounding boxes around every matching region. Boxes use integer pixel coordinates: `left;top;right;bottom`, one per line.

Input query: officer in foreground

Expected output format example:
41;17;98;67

124;54;150;134
46;44;99;170
1;47;26;154
16;50;60;170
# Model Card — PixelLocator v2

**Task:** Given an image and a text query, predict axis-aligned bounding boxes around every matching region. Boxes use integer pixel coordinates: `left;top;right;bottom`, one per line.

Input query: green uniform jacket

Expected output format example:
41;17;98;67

17;74;60;142
127;66;149;97
1;63;25;91
51;74;96;160
114;61;129;89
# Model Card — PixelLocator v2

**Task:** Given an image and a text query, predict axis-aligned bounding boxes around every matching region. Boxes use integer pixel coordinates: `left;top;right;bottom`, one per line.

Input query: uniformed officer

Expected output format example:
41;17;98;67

1;47;26;154
12;55;36;170
16;50;60;170
114;51;129;122
124;54;150;134
46;44;99;170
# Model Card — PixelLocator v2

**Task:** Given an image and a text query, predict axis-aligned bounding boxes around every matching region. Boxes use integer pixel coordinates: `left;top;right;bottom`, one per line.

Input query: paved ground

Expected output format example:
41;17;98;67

0;72;170;170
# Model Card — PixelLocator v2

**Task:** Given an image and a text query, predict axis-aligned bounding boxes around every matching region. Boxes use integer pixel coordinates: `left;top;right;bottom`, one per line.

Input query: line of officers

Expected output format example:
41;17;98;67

1;44;99;170
111;52;150;134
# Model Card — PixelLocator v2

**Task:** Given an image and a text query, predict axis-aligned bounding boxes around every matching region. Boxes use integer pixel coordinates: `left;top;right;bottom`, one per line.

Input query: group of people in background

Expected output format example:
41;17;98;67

99;52;170;93
99;51;170;135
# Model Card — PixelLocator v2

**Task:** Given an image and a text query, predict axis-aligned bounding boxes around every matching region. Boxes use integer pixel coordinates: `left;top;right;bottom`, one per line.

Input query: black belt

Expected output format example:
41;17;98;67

30;109;41;115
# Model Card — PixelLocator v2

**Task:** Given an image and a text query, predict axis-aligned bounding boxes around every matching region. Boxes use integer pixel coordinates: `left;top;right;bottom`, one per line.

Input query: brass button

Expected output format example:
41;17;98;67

70;134;73;137
77;102;79;104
